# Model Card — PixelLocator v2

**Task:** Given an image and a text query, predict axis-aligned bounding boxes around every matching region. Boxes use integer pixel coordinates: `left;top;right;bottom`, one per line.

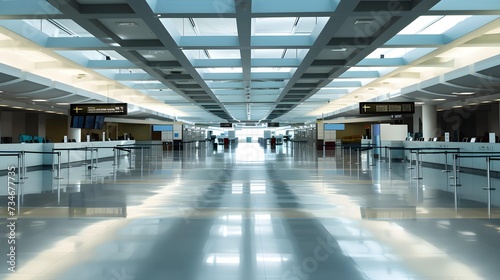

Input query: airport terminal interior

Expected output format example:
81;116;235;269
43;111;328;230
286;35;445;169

1;0;500;279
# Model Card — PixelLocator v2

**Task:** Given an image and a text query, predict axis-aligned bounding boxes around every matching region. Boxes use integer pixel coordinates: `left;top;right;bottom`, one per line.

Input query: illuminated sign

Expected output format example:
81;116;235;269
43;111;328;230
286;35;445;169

70;103;127;116
359;102;414;115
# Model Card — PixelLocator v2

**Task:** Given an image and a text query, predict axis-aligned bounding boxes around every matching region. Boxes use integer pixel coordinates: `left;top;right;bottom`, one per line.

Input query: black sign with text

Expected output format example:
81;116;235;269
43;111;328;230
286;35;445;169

220;123;233;128
267;122;280;127
359;102;414;115
70;103;128;116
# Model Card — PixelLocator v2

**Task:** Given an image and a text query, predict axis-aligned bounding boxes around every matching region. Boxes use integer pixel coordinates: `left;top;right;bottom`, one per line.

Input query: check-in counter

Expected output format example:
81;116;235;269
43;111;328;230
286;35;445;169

402;141;500;172
0;140;135;170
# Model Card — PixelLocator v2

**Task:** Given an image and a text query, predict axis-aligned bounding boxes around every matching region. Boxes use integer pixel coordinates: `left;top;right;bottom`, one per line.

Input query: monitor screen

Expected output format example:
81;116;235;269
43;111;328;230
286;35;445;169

94;115;105;129
70;116;85;128
324;123;345;131
152;124;173;131
84;115;95;129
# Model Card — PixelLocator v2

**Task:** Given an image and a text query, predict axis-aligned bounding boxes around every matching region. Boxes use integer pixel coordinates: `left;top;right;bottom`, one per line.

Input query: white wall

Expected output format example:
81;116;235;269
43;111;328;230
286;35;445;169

380;124;407;141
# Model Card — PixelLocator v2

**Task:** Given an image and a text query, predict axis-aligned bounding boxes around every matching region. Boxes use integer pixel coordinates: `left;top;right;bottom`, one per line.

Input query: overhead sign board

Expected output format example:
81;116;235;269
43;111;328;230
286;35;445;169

267;122;280;127
70;103;128;116
359;102;415;115
220;123;233;128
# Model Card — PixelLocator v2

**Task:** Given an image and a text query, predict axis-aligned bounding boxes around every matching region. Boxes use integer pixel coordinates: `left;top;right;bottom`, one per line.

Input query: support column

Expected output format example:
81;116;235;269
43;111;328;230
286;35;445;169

422;105;437;139
412;106;422;138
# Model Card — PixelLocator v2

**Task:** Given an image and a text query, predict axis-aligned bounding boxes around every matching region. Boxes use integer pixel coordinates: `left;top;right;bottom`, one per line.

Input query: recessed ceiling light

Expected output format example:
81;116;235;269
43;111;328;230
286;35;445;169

355;19;374;25
453;92;474;95
415;102;425;105
433;98;446;101
32;99;47;102
116;22;138;27
453;105;463;108
56;102;69;105
481;100;492;103
330;48;347;52
148;51;165;54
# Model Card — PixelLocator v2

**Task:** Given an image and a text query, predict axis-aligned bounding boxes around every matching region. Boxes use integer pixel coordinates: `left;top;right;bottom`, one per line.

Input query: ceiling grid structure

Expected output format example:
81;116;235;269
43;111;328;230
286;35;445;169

0;0;498;123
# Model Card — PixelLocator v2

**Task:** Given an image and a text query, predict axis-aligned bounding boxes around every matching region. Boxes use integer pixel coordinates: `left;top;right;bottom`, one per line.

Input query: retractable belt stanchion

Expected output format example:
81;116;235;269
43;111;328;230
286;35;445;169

21;151;27;180
442;151;450;173
95;148;99;168
369;146;375;166
453;154;459;211
388;147;392;169
408;151;415;170
17;153;21;214
55;152;63;179
141;147;144;166
484;157;493;218
113;148;117;166
413;150;422;180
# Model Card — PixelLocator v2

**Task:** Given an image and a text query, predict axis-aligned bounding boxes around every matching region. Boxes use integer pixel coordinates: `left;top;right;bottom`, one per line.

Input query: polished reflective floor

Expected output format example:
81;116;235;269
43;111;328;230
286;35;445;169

1;143;500;280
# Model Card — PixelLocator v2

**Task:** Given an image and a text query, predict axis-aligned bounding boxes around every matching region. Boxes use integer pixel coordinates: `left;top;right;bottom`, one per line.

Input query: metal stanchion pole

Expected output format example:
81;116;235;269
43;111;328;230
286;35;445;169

369;146;375;166
408;151;415;170
95;148;99;168
484;157;494;218
129;150;132;170
388;148;392;169
113;148;117;166
141;147;144;166
348;146;352;164
67;150;71;168
85;147;88;167
453;154;458;211
367;148;371;167
413;151;422;180
55;152;63;179
442;151;450;173
17;153;21;215
22;151;27;180
356;147;360;165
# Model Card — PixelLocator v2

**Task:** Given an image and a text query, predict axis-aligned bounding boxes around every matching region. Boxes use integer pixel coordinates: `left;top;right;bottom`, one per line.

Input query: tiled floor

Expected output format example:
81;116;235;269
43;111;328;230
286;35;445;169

1;142;500;279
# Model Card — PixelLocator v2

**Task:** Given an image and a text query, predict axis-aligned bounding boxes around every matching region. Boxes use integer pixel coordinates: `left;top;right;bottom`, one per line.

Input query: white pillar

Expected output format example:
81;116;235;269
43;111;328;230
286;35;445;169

422;105;437;139
413;106;422;136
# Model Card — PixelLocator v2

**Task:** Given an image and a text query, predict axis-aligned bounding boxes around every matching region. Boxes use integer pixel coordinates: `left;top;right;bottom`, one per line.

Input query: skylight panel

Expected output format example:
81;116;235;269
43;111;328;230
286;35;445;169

253;17;327;36
420;16;471;34
22;19;92;37
171;18;237;36
252;49;285;59
208;50;241;59
251;68;294;73
194;18;238;36
254;17;296;36
399;15;471;35
366;48;416;59
207;68;243;73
